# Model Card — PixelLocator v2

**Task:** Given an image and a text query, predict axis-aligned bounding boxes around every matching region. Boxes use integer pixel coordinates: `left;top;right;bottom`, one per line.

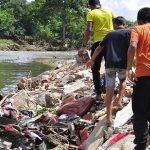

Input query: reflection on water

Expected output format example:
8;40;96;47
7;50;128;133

0;51;76;95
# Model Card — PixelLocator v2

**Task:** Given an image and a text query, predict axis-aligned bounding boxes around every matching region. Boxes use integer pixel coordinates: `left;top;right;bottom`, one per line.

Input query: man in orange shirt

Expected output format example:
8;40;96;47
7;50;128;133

127;7;150;150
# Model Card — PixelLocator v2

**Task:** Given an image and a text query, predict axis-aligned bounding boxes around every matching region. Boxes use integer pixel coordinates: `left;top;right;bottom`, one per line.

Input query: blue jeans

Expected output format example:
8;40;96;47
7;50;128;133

105;68;126;88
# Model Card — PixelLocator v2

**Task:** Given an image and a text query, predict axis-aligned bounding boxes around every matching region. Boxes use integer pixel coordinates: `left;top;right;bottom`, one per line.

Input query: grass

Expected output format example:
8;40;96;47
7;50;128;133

0;39;15;44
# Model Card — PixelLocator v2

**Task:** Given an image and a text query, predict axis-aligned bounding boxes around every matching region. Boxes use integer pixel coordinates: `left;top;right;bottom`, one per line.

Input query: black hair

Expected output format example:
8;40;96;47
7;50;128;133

137;7;150;23
113;16;126;26
88;0;101;7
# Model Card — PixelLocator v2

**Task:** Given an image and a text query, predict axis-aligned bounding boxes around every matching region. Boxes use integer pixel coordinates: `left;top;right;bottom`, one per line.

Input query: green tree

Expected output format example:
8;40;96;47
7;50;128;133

31;0;87;47
126;20;134;27
0;10;14;38
0;0;89;49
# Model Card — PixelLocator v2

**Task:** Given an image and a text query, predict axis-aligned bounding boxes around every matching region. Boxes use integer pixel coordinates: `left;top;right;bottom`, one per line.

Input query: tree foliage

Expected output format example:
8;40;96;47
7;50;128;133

0;0;133;49
0;0;88;48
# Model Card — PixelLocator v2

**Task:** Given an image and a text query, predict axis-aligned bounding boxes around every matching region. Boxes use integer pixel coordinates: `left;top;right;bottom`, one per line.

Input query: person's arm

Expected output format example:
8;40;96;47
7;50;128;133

127;28;138;83
78;21;93;55
86;45;104;68
79;10;93;54
86;33;108;68
82;21;93;47
127;42;137;83
127;42;137;70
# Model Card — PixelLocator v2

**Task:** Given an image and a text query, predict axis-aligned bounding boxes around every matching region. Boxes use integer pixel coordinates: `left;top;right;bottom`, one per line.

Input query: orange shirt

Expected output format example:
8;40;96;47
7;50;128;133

130;24;150;77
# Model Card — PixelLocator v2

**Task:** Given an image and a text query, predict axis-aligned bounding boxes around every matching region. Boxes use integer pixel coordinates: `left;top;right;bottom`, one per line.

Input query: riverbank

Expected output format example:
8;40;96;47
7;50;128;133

0;42;49;51
0;39;74;51
0;59;135;149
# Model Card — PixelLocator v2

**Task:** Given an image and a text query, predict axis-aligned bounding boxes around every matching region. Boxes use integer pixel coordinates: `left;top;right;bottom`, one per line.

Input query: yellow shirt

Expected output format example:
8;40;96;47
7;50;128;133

87;8;114;42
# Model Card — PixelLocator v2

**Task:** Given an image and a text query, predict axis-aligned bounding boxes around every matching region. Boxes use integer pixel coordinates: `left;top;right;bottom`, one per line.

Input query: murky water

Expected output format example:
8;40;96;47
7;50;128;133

0;51;76;95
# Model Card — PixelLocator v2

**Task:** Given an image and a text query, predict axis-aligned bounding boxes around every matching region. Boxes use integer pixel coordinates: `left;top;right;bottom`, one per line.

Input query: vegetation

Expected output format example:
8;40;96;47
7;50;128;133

0;39;15;44
0;0;88;49
0;0;134;49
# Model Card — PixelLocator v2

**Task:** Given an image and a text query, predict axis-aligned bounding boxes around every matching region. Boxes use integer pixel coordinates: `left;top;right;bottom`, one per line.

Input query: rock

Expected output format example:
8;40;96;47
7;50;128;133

29;78;40;90
12;90;36;110
18;77;28;90
63;80;86;95
40;75;50;82
49;73;57;81
54;64;63;70
45;92;61;107
32;91;47;106
62;74;75;84
40;71;50;76
104;126;114;140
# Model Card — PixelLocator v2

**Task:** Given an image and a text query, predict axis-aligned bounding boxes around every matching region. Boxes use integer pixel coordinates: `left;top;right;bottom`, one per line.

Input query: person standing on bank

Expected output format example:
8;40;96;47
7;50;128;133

127;7;150;150
79;0;115;100
87;16;130;126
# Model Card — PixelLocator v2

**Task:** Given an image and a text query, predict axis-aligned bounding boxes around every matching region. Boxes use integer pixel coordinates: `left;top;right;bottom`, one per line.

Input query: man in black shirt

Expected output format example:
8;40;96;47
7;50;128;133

87;16;131;125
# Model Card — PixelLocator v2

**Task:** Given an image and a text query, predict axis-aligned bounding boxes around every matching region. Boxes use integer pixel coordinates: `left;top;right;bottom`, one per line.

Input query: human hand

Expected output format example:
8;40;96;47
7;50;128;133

86;59;94;68
78;47;86;55
127;69;137;85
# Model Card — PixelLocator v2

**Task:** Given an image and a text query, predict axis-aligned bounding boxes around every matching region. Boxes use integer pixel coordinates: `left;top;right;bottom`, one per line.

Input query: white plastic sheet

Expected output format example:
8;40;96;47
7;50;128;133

114;100;133;128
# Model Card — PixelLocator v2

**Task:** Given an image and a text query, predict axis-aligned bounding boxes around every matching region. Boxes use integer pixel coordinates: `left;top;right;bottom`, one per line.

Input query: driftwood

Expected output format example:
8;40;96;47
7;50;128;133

0;94;10;106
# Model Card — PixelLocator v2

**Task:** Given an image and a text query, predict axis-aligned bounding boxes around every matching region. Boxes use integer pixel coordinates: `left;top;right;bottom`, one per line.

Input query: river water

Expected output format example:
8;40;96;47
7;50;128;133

0;51;76;95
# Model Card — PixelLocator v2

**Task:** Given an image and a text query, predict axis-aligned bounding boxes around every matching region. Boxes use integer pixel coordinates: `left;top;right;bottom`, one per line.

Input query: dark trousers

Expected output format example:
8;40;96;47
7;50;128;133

132;76;150;150
91;41;105;95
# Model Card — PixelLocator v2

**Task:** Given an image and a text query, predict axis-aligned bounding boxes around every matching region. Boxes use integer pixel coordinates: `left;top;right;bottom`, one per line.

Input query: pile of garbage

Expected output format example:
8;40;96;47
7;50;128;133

0;60;135;150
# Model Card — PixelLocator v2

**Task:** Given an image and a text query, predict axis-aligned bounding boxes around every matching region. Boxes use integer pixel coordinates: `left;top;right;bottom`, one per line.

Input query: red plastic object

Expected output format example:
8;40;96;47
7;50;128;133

80;128;89;142
110;133;127;145
5;124;14;131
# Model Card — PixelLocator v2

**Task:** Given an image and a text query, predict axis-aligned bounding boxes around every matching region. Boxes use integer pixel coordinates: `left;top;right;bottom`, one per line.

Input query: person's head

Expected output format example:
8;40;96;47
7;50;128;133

113;16;127;29
88;0;101;9
137;7;150;25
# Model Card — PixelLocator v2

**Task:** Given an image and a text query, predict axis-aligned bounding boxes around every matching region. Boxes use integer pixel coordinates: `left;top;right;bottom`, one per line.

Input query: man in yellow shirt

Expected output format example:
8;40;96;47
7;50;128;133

79;0;114;100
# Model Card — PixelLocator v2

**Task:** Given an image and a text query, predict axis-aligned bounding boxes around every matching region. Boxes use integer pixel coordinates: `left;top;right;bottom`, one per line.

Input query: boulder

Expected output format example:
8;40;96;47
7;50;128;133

45;92;61;107
63;80;86;95
12;90;36;110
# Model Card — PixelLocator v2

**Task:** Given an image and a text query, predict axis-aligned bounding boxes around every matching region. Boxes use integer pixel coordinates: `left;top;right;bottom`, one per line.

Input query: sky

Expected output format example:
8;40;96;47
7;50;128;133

26;0;150;21
26;0;34;2
101;0;150;21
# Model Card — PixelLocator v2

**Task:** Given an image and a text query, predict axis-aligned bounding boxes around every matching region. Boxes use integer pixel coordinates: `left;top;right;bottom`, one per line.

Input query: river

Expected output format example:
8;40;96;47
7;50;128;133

0;51;76;95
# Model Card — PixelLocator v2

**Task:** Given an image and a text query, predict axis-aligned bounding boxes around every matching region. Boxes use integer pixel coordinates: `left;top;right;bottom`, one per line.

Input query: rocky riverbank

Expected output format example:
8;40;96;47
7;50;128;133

0;43;48;51
0;41;72;51
0;60;138;150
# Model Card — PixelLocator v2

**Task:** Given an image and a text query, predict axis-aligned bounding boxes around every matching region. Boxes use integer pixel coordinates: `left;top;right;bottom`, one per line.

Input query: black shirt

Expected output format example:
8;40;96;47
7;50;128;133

100;28;131;69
